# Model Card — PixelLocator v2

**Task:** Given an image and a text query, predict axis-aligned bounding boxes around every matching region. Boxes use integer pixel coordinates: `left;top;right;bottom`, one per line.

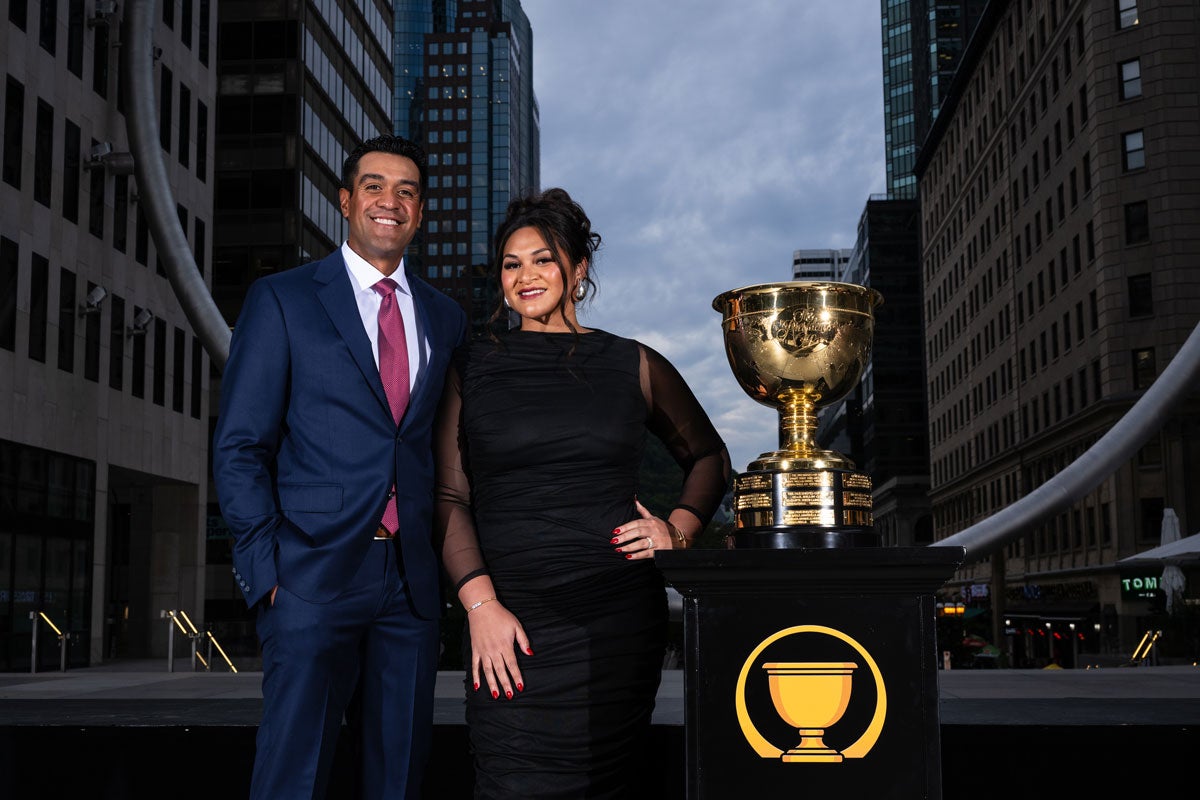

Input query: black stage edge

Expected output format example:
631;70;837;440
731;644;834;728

657;546;964;800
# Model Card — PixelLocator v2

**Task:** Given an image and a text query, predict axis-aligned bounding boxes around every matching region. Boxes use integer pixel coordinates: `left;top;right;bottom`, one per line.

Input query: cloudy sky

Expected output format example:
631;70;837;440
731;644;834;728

520;0;888;472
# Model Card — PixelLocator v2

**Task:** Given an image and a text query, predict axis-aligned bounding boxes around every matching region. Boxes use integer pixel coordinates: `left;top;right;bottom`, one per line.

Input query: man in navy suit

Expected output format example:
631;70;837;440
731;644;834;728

212;134;467;799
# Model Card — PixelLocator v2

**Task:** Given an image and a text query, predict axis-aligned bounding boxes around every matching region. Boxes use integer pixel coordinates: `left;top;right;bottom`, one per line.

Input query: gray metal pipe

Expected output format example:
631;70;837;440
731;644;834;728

935;318;1200;563
123;0;231;369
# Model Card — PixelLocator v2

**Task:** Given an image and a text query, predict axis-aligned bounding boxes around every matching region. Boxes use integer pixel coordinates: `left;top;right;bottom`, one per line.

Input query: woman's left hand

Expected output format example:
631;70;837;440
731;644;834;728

612;499;678;559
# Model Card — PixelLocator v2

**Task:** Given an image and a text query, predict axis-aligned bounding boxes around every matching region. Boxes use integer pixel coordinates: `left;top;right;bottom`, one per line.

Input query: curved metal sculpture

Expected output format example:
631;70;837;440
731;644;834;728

937;319;1200;563
123;0;231;369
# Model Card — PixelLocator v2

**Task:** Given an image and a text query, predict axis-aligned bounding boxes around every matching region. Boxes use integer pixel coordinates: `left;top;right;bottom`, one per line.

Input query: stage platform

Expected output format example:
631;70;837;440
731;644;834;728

2;662;1198;798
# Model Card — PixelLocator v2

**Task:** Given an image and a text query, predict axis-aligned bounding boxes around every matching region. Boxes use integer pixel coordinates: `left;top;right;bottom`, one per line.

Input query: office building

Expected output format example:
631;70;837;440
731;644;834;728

791;248;851;281
394;0;540;331
2;2;216;667
915;0;1200;661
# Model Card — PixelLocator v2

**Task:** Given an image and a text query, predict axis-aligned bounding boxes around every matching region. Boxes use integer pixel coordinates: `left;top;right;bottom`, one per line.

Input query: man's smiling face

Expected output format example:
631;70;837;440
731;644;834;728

339;151;424;275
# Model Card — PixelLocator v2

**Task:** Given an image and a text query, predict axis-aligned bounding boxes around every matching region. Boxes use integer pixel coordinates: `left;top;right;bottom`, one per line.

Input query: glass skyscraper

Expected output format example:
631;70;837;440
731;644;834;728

880;0;985;198
392;0;540;331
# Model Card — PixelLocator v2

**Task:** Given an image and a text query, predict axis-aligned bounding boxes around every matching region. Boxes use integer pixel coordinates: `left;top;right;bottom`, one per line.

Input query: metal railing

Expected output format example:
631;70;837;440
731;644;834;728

29;611;71;673
161;609;238;673
1124;630;1162;667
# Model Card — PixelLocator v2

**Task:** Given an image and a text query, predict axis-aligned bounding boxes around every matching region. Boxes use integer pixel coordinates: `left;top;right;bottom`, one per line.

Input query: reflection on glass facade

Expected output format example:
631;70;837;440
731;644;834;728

393;1;458;143
394;0;539;331
0;440;95;670
880;0;983;199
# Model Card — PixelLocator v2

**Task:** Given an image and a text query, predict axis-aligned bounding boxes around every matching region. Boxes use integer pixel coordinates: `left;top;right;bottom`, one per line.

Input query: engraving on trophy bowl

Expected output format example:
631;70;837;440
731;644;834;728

763;661;858;762
713;282;883;548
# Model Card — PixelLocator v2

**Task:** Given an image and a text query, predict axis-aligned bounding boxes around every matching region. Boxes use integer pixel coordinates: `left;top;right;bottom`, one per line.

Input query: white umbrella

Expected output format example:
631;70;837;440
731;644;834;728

1159;508;1187;615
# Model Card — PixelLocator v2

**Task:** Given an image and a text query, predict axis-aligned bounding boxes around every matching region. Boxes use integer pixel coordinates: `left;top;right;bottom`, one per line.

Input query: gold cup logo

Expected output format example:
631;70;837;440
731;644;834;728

763;662;857;762
712;282;883;548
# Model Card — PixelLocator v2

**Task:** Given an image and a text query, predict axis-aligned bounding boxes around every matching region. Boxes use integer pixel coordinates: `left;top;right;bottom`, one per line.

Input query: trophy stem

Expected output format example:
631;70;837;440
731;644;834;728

779;390;819;456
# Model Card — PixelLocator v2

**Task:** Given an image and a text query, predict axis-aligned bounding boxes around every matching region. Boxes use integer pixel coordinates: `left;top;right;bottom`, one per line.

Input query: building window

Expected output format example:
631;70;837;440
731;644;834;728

1124;201;1149;245
178;83;191;167
1132;347;1155;390
173;327;186;413
109;295;125;390
131;307;147;398
196;101;208;181
1128;274;1152;317
92;23;109;98
2;76;24;188
135;206;149;265
1117;0;1139;30
29;252;49;362
67;0;85;77
0;236;16;351
153;317;167;406
38;0;57;54
58;268;76;373
199;0;211;66
1119;59;1141;99
113;175;129;252
83;282;101;382
1122;130;1144;170
159;67;173;153
190;336;203;419
88;140;105;239
34;99;53;207
62;120;81;223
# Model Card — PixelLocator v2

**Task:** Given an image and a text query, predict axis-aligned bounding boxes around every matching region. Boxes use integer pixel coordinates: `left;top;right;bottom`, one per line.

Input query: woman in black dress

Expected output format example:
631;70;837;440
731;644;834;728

434;188;731;798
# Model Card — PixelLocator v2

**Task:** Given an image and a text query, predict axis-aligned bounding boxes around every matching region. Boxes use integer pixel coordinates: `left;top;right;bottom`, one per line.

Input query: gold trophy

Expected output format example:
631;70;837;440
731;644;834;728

763;662;858;762
712;282;883;548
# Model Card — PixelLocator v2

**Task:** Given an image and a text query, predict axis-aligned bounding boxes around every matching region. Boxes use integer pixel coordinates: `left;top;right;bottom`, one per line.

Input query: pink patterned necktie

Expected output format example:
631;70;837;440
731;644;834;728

373;278;410;535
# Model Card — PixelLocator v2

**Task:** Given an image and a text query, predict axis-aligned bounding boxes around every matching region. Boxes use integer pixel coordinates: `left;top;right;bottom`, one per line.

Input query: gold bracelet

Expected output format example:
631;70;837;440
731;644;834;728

666;520;688;549
466;597;496;614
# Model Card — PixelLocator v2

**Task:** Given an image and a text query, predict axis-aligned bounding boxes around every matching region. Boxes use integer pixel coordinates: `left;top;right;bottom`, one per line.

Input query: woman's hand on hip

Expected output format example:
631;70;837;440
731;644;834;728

612;499;680;559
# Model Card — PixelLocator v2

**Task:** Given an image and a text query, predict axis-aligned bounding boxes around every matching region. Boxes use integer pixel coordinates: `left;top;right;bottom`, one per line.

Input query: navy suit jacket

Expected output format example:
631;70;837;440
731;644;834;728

212;250;467;620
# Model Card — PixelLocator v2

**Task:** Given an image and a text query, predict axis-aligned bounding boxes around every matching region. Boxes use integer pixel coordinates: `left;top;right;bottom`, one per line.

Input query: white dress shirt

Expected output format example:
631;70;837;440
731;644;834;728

341;242;425;393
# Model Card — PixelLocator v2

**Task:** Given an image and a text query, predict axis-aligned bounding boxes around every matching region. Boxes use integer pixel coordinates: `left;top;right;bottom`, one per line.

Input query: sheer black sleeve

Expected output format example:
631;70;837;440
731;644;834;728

433;359;489;593
639;344;732;529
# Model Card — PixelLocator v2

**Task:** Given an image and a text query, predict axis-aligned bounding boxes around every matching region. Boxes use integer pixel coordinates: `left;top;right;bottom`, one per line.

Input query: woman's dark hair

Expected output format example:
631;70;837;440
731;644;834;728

489;188;602;334
341;134;428;197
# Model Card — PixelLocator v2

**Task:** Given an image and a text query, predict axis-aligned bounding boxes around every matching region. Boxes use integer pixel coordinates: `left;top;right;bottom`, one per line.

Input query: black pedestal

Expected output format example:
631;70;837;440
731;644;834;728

657;546;964;800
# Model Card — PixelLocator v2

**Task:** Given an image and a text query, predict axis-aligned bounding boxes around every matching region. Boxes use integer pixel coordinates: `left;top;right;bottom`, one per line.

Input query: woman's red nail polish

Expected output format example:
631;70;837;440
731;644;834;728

526;647;534;655
625;554;632;559
615;548;623;553
473;682;479;691
506;690;513;699
492;690;499;699
612;528;620;534
517;683;524;692
610;537;619;544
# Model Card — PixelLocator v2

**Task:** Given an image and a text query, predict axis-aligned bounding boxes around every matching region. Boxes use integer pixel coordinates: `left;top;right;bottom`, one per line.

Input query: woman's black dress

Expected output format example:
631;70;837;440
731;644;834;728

435;329;730;799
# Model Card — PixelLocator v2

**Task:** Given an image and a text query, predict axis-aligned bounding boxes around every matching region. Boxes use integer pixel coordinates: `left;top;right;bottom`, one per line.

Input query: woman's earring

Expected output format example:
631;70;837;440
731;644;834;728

574;284;586;301
503;296;511;308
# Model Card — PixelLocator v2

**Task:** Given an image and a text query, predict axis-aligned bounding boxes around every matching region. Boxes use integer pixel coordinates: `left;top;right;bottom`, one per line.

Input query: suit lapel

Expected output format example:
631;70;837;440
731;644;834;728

401;276;441;431
313;254;392;420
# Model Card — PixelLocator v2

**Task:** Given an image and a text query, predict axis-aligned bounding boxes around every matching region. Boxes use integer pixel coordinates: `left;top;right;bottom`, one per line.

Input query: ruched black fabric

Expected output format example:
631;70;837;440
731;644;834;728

435;329;730;799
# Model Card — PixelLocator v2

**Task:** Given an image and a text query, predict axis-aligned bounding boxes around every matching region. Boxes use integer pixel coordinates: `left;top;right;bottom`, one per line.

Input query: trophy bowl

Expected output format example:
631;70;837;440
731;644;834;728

712;282;883;548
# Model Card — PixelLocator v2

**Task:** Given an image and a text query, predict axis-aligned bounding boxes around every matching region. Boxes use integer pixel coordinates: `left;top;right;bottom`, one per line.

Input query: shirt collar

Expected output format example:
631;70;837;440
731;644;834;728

341;242;413;298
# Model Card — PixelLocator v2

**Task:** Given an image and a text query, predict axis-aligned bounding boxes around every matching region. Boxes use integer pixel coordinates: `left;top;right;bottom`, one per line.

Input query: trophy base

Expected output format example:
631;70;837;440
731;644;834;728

733;526;876;549
730;466;876;549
